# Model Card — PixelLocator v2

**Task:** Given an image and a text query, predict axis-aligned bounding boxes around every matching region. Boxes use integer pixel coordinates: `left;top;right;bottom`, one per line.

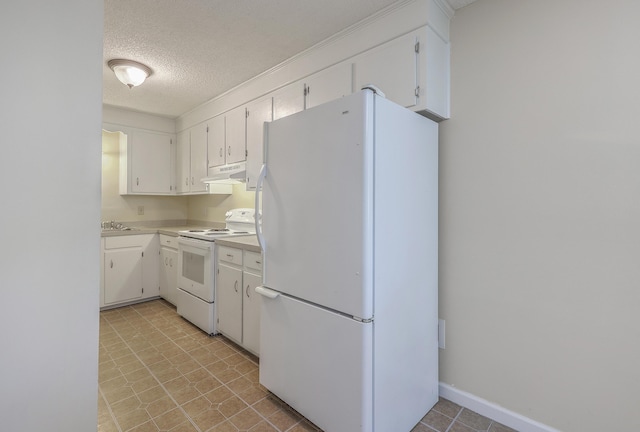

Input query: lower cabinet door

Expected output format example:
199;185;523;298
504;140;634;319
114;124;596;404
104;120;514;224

160;247;178;305
104;248;143;305
217;263;243;344
242;271;262;355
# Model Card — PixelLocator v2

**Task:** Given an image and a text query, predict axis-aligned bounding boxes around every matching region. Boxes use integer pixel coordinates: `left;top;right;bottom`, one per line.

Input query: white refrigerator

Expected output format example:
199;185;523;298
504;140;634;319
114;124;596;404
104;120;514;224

255;89;439;432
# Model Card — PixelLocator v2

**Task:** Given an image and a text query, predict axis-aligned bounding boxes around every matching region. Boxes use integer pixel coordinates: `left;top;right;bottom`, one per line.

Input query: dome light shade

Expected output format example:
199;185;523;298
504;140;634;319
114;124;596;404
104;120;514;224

108;59;152;88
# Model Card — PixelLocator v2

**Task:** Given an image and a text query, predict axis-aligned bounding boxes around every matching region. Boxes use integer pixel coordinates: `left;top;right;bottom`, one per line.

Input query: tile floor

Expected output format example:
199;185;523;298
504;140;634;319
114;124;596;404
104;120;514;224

98;299;517;432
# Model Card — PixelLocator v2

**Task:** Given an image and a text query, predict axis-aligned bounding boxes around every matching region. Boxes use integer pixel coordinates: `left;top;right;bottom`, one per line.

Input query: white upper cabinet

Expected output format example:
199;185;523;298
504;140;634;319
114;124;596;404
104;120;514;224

354;31;419;109
245;97;272;190
305;63;353;109
354;26;450;118
207;115;225;168
273;81;305;121
119;129;174;195
189;123;208;193
225;106;246;164
177;124;211;194
176;129;191;194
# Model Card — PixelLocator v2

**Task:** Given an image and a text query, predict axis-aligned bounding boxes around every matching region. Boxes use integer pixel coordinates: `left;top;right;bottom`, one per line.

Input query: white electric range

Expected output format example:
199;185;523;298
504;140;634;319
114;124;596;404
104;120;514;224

176;208;256;334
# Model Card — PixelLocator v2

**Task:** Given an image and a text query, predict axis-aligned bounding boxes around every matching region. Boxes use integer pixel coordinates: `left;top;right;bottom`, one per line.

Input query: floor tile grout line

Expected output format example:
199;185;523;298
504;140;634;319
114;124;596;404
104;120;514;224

97;382;123;432
116;301;283;431
101;305;205;432
101;301;313;431
443;407;464;432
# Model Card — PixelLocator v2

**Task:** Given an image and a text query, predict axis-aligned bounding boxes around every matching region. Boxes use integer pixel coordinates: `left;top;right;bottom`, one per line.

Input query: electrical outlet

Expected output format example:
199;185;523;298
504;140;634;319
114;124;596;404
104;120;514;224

438;319;445;349
137;205;144;215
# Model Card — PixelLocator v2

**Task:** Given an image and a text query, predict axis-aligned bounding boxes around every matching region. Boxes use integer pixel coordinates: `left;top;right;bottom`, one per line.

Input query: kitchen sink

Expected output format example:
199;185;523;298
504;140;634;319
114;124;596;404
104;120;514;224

101;221;137;231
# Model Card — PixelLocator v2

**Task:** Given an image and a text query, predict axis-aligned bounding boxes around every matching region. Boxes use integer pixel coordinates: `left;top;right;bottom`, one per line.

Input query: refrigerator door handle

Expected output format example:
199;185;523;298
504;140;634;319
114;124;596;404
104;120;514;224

255;286;279;299
254;164;267;251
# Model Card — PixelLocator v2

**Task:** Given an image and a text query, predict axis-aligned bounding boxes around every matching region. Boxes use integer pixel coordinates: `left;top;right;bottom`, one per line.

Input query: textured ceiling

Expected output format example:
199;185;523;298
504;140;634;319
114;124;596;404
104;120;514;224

103;0;475;118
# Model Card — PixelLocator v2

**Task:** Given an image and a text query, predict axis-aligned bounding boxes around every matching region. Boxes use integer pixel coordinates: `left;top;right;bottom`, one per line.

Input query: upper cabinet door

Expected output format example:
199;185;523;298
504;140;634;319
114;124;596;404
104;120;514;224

245;97;272;190
272;81;305;121
353;31;418;109
305;63;353;109
207;115;225;168
190;123;208;193
225;106;246;164
130;130;173;194
176;130;190;194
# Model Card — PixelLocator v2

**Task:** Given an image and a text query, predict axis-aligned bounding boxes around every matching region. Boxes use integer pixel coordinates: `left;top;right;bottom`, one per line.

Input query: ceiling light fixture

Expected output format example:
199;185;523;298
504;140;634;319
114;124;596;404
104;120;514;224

108;59;152;88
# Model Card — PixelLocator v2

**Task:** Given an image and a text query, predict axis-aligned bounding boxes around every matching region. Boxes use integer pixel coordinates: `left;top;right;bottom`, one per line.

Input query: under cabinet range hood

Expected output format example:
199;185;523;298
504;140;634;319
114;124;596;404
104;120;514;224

202;161;246;184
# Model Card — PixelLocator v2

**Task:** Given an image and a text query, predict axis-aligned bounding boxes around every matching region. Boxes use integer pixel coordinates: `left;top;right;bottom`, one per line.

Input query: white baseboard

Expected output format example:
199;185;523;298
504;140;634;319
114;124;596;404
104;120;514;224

438;383;562;432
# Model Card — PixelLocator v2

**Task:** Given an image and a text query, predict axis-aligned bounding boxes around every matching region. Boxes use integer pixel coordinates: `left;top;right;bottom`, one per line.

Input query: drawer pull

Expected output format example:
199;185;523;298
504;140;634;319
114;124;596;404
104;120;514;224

234;280;238;292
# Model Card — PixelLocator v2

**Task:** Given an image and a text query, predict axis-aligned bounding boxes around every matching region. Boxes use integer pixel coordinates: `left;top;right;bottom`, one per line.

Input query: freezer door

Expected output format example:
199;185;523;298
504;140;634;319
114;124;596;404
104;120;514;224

259;292;373;432
262;91;374;319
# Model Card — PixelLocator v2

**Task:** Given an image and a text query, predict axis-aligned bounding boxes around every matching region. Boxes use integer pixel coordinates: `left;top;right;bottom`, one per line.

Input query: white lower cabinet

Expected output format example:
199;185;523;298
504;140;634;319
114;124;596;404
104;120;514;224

217;249;243;343
159;234;178;306
216;245;262;356
242;260;262;355
101;234;160;309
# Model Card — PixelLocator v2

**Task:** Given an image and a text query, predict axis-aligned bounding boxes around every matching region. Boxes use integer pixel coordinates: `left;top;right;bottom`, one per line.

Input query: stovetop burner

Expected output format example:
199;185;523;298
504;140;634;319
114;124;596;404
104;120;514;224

178;208;256;241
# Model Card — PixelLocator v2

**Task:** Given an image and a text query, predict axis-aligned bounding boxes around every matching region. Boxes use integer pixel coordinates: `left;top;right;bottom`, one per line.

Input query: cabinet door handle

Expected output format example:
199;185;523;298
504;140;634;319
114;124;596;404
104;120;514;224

234;280;238;293
185;177;189;186
246;284;250;298
228;146;231;156
136;177;139;186
110;260;113;269
191;177;195;185
219;148;223;158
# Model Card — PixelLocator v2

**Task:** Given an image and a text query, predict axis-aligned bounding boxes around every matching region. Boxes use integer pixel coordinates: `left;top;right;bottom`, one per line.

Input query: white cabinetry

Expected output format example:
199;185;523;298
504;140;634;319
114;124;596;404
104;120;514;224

245;97;272;189
207;107;247;170
116;128;175;195
176;125;207;194
217;246;243;344
271;63;351;120
208;106;247;168
207;115;225;168
159;234;178;306
216;245;262;356
305;63;353;109
242;251;262;355
272;81;305;121
101;234;160;309
354;26;449;117
225;106;247;165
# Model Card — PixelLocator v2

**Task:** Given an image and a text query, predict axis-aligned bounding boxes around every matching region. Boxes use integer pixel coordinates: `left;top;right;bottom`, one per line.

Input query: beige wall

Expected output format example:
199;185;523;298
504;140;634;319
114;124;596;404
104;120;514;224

1;0;102;429
439;1;640;431
188;185;255;223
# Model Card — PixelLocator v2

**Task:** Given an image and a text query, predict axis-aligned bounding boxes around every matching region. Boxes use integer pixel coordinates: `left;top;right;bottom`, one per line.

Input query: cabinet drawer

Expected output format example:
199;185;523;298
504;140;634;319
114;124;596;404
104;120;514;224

159;234;177;249
244;251;262;273
218;246;243;265
104;235;144;249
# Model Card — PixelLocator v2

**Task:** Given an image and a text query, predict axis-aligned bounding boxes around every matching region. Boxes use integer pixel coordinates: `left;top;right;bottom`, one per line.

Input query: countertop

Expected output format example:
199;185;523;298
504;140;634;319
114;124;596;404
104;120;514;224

101;224;215;237
101;225;260;252
214;235;261;252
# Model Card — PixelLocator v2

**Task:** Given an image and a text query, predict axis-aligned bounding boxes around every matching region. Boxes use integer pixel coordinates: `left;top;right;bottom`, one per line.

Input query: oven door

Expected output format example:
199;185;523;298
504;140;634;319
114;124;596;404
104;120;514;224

177;236;215;302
